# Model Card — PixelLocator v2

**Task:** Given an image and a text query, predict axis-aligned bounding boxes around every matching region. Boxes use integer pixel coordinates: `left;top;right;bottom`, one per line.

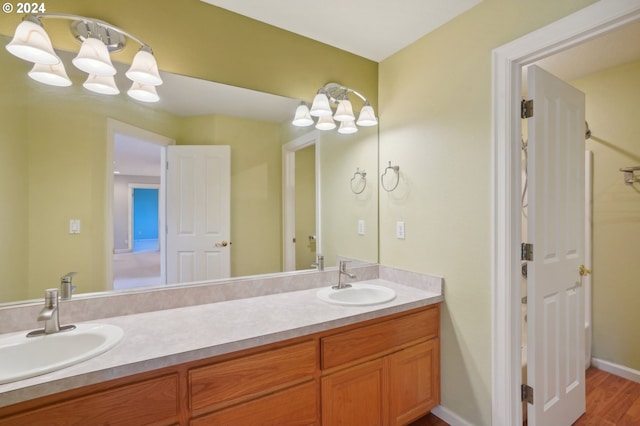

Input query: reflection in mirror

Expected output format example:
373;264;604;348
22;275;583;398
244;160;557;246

0;36;378;305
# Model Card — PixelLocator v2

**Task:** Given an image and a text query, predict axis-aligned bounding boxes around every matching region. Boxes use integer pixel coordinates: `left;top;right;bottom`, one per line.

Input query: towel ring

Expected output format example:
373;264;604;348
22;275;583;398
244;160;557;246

381;161;400;192
350;168;367;194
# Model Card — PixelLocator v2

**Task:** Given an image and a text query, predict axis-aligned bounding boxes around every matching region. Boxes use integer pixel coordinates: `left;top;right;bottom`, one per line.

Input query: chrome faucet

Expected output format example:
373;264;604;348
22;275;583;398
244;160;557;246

60;271;77;300
311;254;325;271
27;288;75;337
333;260;356;290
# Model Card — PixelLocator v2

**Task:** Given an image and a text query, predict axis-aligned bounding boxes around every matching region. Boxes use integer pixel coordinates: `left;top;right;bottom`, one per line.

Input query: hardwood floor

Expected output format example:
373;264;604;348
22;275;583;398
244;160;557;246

408;367;640;426
408;412;449;426
574;367;640;425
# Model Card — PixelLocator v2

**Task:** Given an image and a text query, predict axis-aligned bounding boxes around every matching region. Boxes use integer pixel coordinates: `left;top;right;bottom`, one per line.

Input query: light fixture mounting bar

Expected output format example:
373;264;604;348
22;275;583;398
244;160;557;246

21;13;152;51
70;20;126;52
323;82;368;104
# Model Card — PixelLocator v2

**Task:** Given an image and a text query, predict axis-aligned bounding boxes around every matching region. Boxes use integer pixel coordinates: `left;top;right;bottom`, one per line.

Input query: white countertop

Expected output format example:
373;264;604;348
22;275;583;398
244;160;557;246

0;278;442;408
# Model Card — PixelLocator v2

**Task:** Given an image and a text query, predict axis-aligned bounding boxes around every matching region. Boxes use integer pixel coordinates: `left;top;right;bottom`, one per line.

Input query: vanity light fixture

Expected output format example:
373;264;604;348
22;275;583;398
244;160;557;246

5;13;162;102
293;83;378;134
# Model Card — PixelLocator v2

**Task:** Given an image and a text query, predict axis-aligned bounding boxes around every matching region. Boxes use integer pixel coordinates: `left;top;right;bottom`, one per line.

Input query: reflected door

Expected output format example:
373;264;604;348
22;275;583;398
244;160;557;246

166;145;231;283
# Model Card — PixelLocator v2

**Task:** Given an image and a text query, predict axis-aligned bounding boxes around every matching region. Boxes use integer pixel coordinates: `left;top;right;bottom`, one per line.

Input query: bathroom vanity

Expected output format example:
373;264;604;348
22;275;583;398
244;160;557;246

0;273;442;425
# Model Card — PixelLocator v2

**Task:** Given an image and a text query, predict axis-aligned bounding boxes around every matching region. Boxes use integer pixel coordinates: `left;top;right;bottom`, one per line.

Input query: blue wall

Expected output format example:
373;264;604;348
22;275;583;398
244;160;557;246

133;188;158;241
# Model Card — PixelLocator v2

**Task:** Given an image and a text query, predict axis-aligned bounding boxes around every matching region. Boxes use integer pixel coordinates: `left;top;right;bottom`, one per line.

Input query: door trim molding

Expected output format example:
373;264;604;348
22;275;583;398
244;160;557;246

491;1;640;424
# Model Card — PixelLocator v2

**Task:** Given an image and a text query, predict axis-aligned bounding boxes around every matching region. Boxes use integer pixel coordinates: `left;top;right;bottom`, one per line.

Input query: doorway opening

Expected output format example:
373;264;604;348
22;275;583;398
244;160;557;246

282;130;321;272
492;2;640;425
106;119;175;291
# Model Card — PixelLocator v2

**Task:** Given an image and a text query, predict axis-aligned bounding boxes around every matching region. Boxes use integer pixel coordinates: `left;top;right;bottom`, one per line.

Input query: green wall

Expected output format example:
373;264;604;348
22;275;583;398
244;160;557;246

572;60;640;372
378;0;597;424
0;55;28;301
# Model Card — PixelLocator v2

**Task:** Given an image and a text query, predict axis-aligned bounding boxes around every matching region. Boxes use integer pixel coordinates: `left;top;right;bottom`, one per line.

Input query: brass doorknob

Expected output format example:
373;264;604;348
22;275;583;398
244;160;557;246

579;265;592;277
215;240;229;247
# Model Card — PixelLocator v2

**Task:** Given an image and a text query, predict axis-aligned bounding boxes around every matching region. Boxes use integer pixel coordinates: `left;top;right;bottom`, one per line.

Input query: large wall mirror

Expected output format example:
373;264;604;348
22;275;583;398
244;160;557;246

0;36;379;305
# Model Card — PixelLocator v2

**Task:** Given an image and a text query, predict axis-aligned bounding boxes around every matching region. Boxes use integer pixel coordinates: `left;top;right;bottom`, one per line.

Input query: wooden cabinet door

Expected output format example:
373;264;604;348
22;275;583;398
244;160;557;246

388;339;440;426
321;358;387;426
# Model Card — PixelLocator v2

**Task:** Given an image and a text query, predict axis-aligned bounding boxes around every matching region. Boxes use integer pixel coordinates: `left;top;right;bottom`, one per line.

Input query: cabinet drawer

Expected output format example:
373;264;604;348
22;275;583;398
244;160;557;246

189;340;317;413
321;306;439;369
1;374;180;426
190;381;318;426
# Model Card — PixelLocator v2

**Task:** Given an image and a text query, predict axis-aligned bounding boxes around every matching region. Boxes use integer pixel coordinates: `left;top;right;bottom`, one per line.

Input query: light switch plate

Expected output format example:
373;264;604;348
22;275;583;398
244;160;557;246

69;219;81;234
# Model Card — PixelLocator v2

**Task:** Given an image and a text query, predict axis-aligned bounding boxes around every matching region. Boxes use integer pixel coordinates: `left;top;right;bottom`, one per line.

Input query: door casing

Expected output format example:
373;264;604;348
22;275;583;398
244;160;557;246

491;1;640;425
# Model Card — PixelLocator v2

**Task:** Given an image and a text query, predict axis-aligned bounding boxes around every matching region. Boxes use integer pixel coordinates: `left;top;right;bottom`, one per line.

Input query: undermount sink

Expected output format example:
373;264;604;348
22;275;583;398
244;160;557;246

0;323;123;384
317;282;396;306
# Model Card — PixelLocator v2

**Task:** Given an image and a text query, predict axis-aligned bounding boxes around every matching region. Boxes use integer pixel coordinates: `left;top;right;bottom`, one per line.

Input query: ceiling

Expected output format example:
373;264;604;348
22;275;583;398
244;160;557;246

199;0;640;80
115;6;640;176
530;18;640;83
200;0;483;62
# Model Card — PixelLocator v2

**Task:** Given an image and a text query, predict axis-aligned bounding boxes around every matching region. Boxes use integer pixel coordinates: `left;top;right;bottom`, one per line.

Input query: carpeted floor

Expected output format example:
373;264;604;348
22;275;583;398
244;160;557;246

113;250;161;290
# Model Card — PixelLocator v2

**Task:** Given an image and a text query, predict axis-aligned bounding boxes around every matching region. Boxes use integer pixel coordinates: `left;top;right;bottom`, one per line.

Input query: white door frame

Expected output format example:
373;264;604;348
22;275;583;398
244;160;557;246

491;1;640;425
282;130;321;272
106;119;175;290
127;183;161;252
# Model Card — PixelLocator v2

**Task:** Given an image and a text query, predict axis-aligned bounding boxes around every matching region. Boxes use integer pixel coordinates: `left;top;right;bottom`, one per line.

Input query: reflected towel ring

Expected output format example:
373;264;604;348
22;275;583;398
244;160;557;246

350;168;367;194
381;161;400;192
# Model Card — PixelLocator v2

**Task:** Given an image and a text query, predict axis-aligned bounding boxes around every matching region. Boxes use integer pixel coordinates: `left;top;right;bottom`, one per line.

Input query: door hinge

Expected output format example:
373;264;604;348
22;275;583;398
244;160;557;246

521;243;533;261
166;161;169;170
521;99;533;119
522;384;534;404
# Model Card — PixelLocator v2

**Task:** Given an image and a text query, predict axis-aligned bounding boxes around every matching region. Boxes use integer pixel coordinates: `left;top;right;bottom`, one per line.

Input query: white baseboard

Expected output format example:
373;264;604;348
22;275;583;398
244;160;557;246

591;357;640;384
431;405;475;426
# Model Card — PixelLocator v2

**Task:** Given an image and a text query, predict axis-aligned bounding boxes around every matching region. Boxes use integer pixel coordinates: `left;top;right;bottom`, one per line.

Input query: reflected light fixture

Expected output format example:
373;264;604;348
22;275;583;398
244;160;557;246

292;83;377;134
28;62;72;87
5;13;162;102
83;74;119;95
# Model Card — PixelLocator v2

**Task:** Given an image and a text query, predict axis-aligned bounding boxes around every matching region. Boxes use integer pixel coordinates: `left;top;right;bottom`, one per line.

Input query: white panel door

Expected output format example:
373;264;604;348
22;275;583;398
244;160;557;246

527;65;586;426
166;145;230;283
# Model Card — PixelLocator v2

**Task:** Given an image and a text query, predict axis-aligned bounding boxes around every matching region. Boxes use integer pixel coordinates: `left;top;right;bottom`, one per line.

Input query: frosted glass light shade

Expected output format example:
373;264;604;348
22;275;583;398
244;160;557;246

83;74;119;95
126;49;163;86
73;38;116;76
315;115;336;130
356;102;378;126
338;120;358;134
6;20;59;64
333;98;355;122
310;92;332;117
127;82;160;103
292;104;313;126
28;62;72;87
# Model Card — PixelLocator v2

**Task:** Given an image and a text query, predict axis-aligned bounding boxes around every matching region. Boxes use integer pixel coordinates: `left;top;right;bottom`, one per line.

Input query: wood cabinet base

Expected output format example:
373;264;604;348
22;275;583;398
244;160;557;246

0;304;439;426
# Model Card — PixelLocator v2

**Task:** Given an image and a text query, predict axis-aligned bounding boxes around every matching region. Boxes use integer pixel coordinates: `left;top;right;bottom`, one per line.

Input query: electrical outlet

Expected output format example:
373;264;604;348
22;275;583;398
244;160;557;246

358;220;365;235
396;221;405;239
